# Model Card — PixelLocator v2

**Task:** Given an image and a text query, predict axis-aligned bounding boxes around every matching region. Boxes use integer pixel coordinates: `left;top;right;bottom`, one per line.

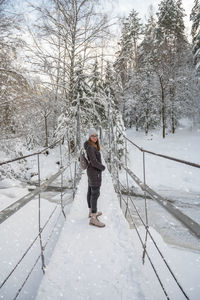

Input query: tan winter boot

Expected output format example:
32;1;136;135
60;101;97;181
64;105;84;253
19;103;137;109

89;213;105;228
89;208;102;218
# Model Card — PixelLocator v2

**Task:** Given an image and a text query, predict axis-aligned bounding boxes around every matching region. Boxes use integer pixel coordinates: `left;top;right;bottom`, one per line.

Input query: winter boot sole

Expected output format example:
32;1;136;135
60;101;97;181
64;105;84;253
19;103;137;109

89;222;105;228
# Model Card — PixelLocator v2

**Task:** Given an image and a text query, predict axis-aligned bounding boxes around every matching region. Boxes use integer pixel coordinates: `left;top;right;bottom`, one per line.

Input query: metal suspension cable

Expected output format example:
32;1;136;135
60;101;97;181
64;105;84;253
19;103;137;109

59;142;66;218
141;150;149;264
13;254;41;300
0;136;66;166
42;211;63;251
124;200;170;299
110;140;190;299
0;152;79;226
142;152;148;226
1;135;80;299
124;136;130;216
0;151;79;288
13;209;64;300
0;206;58;289
37;153;46;274
111;137;168;297
115;167;190;300
116;179;187;299
2;156;79;297
129;193;189;299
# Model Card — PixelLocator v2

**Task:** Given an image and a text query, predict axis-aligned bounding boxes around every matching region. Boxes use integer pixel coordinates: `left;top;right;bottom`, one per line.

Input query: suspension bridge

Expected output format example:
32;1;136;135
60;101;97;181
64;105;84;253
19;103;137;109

0;132;200;300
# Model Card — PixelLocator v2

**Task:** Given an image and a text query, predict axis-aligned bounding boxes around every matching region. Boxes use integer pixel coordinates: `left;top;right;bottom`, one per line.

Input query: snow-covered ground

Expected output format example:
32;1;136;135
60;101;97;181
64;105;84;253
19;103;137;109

122;126;200;226
36;172;145;300
0;125;200;299
119;125;200;299
125;125;200;194
36;166;200;300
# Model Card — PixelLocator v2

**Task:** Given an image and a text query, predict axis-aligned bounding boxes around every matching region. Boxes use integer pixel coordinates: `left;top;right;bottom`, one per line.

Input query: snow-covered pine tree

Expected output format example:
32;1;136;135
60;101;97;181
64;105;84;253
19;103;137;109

54;56;91;149
89;58;107;131
71;56;93;147
103;62;116;132
103;61;126;162
137;9;160;133
103;62;116;100
155;0;188;136
137;70;160;134
175;0;187;48
127;9;143;72
114;9;143;129
138;7;156;67
114;19;131;88
114;113;126;166
174;49;199;126
118;70;139;129
55;56;109;149
90;58;104;95
190;0;200;75
169;0;188;134
115;10;143;86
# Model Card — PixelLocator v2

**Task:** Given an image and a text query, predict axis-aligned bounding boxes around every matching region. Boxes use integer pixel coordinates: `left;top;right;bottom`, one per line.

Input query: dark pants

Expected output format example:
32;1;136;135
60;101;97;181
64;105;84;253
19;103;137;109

87;186;100;213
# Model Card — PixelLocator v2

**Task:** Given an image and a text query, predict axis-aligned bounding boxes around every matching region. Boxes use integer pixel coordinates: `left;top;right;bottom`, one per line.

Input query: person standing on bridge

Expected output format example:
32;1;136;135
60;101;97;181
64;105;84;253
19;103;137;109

84;128;106;228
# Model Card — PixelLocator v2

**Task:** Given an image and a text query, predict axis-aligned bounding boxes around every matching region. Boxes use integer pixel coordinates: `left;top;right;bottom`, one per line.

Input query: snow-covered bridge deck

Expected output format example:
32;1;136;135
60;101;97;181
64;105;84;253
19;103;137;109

36;169;145;300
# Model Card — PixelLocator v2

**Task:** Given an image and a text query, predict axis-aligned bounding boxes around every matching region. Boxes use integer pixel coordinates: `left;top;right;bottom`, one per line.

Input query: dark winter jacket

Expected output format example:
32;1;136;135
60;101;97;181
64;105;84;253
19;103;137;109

84;140;105;187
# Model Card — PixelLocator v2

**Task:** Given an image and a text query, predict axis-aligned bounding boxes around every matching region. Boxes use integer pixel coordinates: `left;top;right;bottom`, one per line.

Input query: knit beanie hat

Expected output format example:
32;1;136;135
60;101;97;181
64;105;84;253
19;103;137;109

88;128;98;138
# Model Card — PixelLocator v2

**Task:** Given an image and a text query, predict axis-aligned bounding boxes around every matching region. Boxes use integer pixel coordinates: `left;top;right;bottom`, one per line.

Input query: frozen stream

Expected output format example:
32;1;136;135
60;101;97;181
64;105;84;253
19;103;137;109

124;188;200;251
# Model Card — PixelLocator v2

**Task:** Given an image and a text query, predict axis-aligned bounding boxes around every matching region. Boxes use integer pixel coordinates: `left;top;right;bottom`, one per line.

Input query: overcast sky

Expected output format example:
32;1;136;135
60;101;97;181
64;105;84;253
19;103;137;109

14;0;194;38
105;0;194;36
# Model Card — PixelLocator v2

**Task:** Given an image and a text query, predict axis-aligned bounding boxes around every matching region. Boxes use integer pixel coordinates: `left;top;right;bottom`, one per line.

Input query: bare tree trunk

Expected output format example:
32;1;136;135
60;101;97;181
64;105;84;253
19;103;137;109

100;37;104;79
145;107;149;135
62;40;67;100
69;45;75;102
68;0;77;103
170;85;176;134
135;116;139;131
53;28;61;130
44;115;48;147
159;75;166;138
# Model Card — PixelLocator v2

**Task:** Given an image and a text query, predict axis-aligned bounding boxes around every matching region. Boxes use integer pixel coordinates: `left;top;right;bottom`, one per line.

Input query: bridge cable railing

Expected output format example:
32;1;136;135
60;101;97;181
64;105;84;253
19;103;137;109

120;131;200;169
118;186;170;299
103;124;194;300
0;137;81;299
0;135;67;167
115;126;200;238
111;158;189;300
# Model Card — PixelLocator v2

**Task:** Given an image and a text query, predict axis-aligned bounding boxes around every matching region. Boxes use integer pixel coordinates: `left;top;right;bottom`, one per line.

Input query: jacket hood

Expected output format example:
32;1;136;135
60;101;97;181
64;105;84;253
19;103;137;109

84;140;89;150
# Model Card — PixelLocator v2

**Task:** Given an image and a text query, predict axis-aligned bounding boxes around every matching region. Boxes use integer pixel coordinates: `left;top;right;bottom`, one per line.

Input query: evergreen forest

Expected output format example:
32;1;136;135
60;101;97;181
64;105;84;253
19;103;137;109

0;0;200;151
